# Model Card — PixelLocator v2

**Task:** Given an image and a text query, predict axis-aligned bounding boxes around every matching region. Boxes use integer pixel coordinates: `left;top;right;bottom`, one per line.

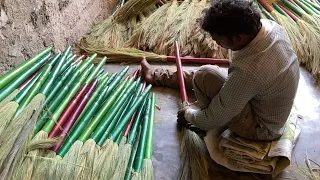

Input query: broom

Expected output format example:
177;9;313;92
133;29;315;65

74;77;135;180
141;93;156;180
31;79;99;180
1;93;45;180
92;79;142;179
110;81;146;180
33;53;97;135
0;53;51;102
0;47;51;90
0;64;51;173
54;75;110;179
17;53;61;91
17;67;91;180
131;97;151;180
57;69;129;179
123;105;146;180
174;41;209;180
95;84;152;180
0;73;41;135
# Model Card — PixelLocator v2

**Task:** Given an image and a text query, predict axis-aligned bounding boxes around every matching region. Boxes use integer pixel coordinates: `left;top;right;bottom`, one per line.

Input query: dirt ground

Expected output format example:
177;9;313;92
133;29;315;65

0;0;118;75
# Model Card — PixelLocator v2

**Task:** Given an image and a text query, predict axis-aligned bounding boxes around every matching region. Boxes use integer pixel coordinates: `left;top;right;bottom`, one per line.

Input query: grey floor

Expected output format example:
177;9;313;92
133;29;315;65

103;63;320;180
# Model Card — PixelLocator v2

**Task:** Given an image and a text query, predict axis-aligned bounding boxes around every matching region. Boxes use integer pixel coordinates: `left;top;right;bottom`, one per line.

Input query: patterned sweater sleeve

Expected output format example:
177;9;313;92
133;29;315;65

184;66;260;131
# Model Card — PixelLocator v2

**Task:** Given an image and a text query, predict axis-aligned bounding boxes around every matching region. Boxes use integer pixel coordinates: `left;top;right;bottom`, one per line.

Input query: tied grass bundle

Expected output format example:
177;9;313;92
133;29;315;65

0;94;45;180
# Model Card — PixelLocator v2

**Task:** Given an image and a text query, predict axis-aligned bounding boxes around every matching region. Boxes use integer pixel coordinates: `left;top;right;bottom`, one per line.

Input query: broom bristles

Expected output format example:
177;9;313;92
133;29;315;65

0;101;19;135
75;139;97;179
0;89;19;110
141;159;154;180
111;142;132;180
31;150;56;180
99;141;118;180
131;171;142;180
0;94;43;180
58;140;83;180
0;94;44;169
179;128;209;180
92;139;112;179
26;136;63;152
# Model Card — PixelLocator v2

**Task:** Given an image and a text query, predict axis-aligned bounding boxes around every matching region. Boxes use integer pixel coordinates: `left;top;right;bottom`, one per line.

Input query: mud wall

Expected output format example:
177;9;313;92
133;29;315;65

0;0;118;75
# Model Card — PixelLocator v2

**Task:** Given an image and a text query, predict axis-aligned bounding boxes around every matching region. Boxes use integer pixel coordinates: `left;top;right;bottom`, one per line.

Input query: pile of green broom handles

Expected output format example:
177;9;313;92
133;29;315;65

0;46;156;180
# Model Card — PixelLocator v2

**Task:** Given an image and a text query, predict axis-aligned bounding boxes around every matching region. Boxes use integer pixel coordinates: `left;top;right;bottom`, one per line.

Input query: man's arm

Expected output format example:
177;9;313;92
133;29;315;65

184;67;260;131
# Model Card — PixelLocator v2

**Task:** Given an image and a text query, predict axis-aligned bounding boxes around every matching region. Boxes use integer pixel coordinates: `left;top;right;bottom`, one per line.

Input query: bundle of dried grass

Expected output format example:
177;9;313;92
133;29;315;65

125;0;228;58
79;0;158;51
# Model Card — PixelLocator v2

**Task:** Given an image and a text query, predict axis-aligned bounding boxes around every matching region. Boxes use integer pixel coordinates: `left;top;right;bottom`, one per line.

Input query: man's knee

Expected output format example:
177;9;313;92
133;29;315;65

193;65;227;94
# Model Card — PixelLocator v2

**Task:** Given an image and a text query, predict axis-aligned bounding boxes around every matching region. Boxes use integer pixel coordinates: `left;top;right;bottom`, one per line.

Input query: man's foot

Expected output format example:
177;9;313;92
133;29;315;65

141;57;154;84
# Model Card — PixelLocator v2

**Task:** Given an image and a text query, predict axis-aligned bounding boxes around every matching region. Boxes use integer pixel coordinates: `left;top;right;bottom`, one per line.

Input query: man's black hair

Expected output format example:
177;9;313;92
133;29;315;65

199;0;261;37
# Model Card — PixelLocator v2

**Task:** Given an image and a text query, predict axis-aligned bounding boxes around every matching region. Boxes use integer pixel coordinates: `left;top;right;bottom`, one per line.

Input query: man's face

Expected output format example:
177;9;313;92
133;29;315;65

210;33;243;51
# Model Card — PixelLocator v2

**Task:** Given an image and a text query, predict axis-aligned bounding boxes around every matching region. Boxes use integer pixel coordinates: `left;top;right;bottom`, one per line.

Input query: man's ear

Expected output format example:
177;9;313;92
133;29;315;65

233;35;245;44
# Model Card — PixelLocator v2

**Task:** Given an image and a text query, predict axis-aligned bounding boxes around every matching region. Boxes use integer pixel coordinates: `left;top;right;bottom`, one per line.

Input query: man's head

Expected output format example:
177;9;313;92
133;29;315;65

199;0;261;51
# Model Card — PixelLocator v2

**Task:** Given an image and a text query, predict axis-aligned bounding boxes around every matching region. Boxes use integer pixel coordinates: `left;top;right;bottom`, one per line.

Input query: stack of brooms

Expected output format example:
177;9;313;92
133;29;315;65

0;47;157;180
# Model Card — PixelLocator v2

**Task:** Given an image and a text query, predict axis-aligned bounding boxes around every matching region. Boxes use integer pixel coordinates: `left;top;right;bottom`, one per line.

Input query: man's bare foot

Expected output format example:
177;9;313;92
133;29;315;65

141;57;154;84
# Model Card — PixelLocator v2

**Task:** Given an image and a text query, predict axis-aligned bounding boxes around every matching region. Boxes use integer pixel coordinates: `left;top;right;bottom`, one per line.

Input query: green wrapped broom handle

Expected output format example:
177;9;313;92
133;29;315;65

57;78;110;157
124;127;141;180
84;57;107;85
91;79;137;142
145;93;156;159
0;53;51;102
133;97;151;172
40;46;71;96
127;97;148;145
13;72;41;104
96;84;137;146
15;65;52;117
0;47;52;90
77;53;97;73
77;78;132;142
41;67;91;133
109;84;152;142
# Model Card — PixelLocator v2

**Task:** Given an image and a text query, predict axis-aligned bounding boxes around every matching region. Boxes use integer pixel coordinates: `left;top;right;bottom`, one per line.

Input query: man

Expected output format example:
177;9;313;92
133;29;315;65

141;0;299;140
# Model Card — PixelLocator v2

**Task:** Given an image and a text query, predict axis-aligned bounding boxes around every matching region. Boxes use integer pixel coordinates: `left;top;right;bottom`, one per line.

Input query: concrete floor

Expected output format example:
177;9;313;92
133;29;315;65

104;63;320;180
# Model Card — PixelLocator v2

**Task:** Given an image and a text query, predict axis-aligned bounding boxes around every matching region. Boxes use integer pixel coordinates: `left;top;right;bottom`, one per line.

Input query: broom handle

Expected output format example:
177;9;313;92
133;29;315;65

124;81;146;138
0;47;52;90
278;3;300;21
166;56;230;65
77;53;97;74
50;79;98;152
174;41;188;105
18;53;61;90
257;0;273;12
72;55;85;65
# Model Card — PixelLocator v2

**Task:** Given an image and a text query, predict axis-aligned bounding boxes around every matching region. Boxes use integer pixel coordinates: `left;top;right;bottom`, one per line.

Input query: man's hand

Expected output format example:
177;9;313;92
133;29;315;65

177;106;189;126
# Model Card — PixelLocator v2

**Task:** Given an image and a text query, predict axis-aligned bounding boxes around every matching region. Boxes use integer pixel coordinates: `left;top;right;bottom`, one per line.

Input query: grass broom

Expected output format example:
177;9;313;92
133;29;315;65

93;79;142;179
0;47;51;90
90;79;139;179
141;93;156;180
0;73;41;135
131;97;151;180
0;65;51;179
31;79;99;180
2;93;45;180
111;81;146;180
55;68;128;179
73;78;133;179
174;41;209;180
17;67;91;180
33;54;97;135
96;84;152;180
